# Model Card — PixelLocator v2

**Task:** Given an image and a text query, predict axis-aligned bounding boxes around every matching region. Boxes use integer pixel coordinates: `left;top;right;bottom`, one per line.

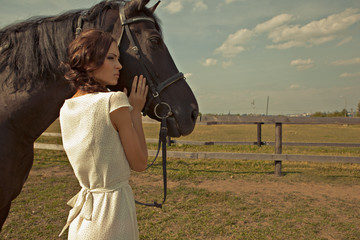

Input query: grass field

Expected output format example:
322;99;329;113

38;119;360;157
1;120;360;239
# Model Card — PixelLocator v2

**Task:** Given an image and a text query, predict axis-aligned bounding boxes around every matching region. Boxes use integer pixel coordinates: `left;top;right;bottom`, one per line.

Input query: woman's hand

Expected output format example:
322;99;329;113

117;75;149;171
124;75;149;113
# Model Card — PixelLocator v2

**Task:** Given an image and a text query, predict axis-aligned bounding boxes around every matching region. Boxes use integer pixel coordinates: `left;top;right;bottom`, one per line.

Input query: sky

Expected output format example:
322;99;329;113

1;0;360;115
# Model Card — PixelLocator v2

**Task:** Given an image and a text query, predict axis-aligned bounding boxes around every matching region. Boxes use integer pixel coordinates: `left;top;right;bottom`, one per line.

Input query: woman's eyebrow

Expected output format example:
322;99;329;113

108;52;119;57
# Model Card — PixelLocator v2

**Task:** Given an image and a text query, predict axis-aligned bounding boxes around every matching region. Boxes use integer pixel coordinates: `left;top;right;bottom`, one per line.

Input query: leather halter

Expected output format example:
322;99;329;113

117;1;184;117
76;1;185;117
116;1;171;208
74;1;178;208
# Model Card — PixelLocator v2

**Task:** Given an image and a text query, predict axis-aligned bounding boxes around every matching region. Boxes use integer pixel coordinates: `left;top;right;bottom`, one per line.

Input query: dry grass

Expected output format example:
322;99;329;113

2;119;360;239
1;150;360;239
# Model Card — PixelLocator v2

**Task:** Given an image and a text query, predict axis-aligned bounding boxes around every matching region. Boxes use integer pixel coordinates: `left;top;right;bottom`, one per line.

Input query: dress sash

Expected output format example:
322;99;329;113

59;180;129;237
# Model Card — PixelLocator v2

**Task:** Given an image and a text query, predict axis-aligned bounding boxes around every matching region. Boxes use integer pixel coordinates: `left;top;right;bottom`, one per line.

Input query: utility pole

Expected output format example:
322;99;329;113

266;96;269;116
345;97;347;117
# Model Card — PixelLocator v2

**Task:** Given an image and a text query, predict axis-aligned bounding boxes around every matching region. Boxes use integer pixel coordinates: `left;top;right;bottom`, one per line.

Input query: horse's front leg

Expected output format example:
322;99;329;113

0;202;11;231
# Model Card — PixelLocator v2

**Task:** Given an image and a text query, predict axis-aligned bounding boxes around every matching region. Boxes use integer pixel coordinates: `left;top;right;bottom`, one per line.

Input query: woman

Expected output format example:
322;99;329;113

59;29;148;239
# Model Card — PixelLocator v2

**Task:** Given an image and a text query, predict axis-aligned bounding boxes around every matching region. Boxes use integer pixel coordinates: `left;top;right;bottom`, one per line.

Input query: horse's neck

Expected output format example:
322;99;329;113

0;9;107;141
2;80;74;142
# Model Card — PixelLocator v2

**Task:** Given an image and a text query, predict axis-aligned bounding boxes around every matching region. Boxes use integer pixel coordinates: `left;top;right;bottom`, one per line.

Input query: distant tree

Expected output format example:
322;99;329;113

312;111;326;117
341;108;347;117
312;109;347;117
357;101;360;117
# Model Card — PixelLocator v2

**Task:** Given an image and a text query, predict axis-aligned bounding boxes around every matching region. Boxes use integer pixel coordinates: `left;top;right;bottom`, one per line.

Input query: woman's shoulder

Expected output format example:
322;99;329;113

109;91;132;113
109;91;127;97
108;91;128;101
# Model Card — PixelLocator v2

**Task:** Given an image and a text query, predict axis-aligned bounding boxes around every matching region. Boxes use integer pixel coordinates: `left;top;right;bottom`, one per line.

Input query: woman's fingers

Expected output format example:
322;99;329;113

128;75;148;112
140;76;146;95
132;75;147;96
132;75;138;93
144;85;149;98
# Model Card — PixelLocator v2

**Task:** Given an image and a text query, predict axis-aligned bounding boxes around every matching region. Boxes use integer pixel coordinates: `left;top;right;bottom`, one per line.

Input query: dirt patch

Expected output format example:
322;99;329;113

189;179;360;201
31;166;360;202
29;165;73;178
130;174;360;201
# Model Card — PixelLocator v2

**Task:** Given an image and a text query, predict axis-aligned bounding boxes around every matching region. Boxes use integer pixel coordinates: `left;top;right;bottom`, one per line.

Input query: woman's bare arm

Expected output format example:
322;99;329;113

110;75;149;172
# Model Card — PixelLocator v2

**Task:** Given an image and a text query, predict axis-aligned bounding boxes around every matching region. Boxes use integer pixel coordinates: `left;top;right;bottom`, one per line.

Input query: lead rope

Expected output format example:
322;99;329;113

135;118;167;208
117;1;168;208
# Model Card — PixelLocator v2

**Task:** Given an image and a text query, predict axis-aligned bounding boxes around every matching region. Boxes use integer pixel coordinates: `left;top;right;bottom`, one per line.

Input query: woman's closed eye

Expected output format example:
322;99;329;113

107;53;119;61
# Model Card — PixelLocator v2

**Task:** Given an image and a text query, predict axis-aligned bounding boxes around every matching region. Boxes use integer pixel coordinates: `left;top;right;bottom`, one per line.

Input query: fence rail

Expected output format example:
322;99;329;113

34;143;360;164
200;115;360;125
147;138;360;148
38;116;360;176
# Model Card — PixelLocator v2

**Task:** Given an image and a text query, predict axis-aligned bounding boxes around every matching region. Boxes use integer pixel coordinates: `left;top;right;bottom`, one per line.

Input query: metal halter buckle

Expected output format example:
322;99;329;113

154;102;172;119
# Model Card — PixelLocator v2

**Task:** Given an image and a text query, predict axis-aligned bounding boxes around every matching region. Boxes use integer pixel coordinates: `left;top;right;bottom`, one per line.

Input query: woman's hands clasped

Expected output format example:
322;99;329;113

124;75;149;113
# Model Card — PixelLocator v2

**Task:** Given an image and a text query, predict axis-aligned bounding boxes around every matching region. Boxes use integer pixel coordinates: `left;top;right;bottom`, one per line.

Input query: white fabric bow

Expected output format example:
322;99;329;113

59;181;128;237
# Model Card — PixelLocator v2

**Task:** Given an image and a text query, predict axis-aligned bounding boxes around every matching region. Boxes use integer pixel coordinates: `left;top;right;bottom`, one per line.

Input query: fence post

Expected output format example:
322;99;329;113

167;136;172;146
256;123;263;147
275;122;283;176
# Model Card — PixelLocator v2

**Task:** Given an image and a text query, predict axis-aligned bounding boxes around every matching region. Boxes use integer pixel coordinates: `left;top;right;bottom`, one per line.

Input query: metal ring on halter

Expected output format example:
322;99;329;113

154;102;172;119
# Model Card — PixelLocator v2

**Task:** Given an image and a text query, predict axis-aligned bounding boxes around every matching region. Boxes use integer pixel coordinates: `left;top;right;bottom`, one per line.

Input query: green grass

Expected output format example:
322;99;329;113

144;122;360;143
4;120;359;239
46;119;360;143
38;120;360;157
1;150;360;239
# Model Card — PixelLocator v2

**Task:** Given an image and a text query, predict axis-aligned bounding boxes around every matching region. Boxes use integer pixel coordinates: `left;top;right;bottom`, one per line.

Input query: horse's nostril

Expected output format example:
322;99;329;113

191;109;198;123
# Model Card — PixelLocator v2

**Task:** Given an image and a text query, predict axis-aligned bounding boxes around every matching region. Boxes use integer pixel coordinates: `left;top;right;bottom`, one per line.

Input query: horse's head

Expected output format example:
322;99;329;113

104;0;198;137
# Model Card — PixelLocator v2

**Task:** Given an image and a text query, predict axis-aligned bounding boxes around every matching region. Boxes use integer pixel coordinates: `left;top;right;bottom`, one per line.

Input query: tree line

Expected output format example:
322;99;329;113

311;101;360;117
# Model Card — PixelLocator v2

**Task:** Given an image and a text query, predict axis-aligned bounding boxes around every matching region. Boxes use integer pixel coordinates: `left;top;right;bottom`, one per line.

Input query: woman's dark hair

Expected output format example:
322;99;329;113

64;29;117;93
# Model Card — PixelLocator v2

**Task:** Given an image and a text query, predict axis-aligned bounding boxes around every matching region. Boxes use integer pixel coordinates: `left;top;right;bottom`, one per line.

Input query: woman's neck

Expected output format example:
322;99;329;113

72;90;89;98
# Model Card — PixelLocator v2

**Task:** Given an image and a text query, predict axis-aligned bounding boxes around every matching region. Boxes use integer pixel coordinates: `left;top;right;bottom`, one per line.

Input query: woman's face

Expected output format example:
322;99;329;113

92;41;122;87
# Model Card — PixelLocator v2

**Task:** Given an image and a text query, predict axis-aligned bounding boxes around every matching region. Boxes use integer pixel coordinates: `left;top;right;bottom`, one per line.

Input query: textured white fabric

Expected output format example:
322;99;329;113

59;91;138;240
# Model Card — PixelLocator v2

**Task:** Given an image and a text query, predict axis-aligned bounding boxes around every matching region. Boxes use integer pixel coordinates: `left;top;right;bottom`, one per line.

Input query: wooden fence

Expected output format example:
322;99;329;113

36;116;360;176
197;116;360;175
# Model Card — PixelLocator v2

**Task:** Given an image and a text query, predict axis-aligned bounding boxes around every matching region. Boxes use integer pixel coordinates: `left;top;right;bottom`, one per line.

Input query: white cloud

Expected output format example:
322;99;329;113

336;36;353;46
339;72;360;78
215;8;360;57
308;36;335;45
216;13;293;56
290;84;301;89
193;1;207;11
163;1;183;14
267;41;305;49
267;8;360;48
290;58;314;70
202;58;217;67
222;60;233;68
330;58;360;66
184;73;193;79
254;14;294;33
224;0;236;4
214;29;254;57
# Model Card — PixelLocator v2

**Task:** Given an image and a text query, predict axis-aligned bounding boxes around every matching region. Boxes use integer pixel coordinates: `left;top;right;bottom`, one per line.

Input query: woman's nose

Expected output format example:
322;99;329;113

116;60;122;70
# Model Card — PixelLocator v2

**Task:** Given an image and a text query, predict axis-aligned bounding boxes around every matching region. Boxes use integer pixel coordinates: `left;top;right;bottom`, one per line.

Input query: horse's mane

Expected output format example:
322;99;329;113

0;0;161;90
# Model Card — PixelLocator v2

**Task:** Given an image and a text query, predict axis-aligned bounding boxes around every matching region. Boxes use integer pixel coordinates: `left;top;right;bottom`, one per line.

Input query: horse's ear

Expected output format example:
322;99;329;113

137;0;150;11
149;1;161;13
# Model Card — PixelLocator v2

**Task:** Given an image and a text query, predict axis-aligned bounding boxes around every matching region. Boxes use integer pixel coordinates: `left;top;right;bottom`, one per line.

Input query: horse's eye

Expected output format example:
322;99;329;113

149;36;162;47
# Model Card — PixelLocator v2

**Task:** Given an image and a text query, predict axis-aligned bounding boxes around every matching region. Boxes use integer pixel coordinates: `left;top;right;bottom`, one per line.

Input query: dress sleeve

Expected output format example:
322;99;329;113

109;91;133;113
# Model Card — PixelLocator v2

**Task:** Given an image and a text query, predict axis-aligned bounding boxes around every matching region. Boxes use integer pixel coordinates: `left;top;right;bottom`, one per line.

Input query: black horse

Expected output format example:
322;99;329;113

0;0;198;230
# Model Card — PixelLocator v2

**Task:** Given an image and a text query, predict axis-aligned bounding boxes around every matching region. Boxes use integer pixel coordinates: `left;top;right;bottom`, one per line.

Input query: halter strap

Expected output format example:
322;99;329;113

75;2;184;116
117;1;171;209
117;1;184;116
75;10;88;37
73;1;181;209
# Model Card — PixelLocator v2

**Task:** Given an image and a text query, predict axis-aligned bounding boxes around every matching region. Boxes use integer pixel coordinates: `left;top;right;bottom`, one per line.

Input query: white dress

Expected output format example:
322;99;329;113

59;91;138;240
